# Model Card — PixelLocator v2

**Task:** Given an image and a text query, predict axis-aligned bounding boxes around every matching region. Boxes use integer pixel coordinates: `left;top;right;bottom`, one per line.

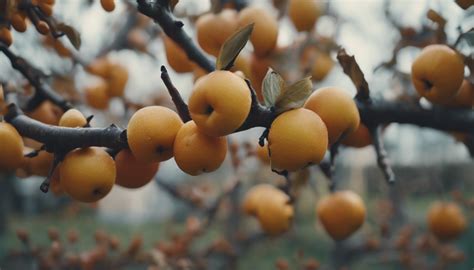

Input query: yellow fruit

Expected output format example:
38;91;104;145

196;9;238;56
188;70;251;137
242;184;276;215
311;52;334;82
173;121;227;175
163;36;193;73
304;87;360;145
288;0;321;32
411;44;465;104
85;58;110;77
268;108;328;172
127;106;183;162
27;101;63;126
0;27;13;47
60;147;116;203
442;80;474;108
232;53;252;79
317;191;366;240
0;122;24;171
255;185;293;235
84;81;110;110
341;124;372;148
250;54;270;102
115;149;159;189
427;201;466;240
105;64;128;97
59;109;87;128
238;6;278;57
27;151;53;177
100;0;115;12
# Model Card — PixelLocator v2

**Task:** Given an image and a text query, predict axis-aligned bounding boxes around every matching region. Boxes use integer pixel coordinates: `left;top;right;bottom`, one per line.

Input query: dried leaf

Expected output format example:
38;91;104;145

262;70;284;107
216;23;254;71
56;23;81;50
455;0;473;10
337;49;370;101
274;77;312;113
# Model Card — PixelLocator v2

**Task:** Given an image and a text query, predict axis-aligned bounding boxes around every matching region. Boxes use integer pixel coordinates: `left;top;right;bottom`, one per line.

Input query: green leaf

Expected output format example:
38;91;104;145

274;77;313;113
216;23;254;70
56;23;81;50
262;70;284;107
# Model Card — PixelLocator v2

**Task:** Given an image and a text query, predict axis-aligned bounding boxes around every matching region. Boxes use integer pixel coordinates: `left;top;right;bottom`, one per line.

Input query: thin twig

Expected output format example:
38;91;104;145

160;66;191;122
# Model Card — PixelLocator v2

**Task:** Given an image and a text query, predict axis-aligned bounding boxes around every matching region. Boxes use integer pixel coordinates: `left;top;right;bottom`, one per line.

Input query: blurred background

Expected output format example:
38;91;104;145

0;0;473;269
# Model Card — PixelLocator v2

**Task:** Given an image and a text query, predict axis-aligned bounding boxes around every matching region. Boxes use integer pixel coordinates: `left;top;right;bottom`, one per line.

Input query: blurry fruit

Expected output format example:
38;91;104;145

427;201;466;240
238;6;278;57
242;184;276;215
268;108;328;172
304;87;360;145
0;27;13;46
85;81;110;110
196;9;238;56
188;70;251;136
317;190;366;240
411;44;464;104
255;143;270;164
85;58;110;77
0;122;24;171
100;0;115;12
250;54;270;101
288;0;321;32
442;80;474;108
60;147;116;202
311;52;334;82
11;12;27;32
115;149;159;188
127;106;183;162
341;124;372;148
27;100;63;125
163;36;193;73
59;109;87;128
173;121;227;175
105;64;128;97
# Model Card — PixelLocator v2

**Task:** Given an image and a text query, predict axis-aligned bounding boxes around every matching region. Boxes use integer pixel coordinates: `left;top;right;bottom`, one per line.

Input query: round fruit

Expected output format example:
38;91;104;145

85;81;110;110
27;151;54;177
11;12;27;32
317;190;366;240
427;201;466;241
105;64;128;97
27;101;63;125
188;70;251;137
242;184;276;215
304;87;360;145
163;36;193;73
442;80;474;108
254;185;293;235
238;6;278;57
288;0;321;32
341;124;372;148
0;122;24;171
311;52;334;82
268;108;328;172
127;106;183;162
85;58;110;77
100;0;115;12
59;109;87;128
196;9;238;56
411;44;465;104
115;149;159;189
255;143;270;164
60;147;116;203
173;121;227;175
0;27;13;46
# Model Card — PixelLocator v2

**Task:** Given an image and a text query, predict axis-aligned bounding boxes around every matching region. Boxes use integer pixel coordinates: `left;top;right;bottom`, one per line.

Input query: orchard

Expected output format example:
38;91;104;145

0;0;473;269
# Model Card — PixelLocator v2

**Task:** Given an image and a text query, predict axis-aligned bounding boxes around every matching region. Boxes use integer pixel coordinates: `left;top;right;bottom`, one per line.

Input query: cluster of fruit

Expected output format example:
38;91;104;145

83;58;129;110
0;0;56;46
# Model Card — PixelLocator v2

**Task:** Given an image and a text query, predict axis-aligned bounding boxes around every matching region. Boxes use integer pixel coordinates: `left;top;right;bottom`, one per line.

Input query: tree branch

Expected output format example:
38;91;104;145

136;0;215;72
160;65;191;122
369;125;395;184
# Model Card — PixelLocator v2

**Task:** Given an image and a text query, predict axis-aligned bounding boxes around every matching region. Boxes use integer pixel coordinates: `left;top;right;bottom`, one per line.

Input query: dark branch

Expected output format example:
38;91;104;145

136;0;215;72
0;42;72;112
160;65;191;122
369;125;395;184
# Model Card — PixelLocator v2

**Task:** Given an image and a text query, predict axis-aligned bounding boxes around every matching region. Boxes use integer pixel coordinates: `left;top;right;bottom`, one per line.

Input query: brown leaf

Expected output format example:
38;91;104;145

274;77;313;113
262;70;284;107
455;0;473;10
216;23;254;71
56;23;81;50
336;48;370;101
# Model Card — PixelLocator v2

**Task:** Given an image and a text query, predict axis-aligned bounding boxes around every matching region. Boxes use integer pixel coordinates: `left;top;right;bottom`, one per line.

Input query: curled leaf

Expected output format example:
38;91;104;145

56;23;81;50
262;70;284;107
337;49;370;101
274;77;313;113
216;23;254;71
